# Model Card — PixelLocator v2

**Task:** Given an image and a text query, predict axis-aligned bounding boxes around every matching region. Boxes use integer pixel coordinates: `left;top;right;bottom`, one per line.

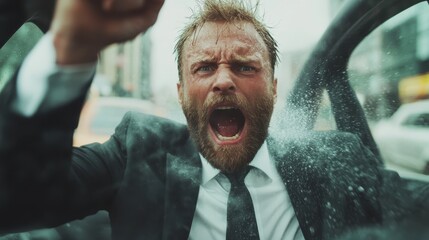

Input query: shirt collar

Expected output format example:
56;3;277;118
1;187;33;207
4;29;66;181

200;153;220;185
200;141;279;186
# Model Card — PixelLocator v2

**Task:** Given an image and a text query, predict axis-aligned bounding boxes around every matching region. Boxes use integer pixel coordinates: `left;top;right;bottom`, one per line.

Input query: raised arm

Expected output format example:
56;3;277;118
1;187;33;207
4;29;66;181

0;0;164;234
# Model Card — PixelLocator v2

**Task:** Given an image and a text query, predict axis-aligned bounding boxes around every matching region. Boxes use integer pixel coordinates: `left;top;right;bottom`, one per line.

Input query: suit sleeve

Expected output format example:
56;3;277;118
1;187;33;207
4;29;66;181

0;87;129;233
0;40;125;234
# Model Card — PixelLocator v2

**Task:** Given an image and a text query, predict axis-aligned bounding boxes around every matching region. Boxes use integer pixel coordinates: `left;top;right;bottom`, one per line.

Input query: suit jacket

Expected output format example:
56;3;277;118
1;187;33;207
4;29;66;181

0;78;427;240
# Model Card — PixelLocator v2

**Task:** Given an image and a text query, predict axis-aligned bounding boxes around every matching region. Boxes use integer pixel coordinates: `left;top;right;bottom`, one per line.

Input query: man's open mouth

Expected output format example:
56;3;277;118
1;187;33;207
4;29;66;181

209;106;246;144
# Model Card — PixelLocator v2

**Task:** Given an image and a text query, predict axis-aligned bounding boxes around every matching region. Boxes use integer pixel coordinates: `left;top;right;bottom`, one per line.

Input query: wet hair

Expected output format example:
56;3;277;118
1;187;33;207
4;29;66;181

174;0;279;82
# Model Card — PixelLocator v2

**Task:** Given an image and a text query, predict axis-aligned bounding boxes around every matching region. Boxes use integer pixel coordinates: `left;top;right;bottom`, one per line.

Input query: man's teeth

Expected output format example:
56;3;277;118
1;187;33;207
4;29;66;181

215;131;240;140
216;106;236;110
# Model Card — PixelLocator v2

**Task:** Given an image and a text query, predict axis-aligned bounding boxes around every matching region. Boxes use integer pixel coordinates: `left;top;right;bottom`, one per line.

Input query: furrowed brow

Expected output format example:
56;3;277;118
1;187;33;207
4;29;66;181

230;57;261;66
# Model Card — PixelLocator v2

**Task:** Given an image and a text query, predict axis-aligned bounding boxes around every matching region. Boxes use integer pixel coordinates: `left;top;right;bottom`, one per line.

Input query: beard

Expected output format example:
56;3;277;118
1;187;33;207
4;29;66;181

181;91;275;173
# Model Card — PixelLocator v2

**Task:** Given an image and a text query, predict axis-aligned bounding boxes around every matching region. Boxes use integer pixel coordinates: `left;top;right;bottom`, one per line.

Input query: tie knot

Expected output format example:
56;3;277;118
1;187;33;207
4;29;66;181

223;166;251;186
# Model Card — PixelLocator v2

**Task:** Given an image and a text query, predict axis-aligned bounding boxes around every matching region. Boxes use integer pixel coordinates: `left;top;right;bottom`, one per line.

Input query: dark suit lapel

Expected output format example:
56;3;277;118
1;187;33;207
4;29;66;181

163;143;202;240
268;138;324;240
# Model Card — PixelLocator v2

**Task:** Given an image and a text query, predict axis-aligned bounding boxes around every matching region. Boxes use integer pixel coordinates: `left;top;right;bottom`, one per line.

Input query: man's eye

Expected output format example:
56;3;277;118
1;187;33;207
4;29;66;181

237;65;256;72
197;65;214;72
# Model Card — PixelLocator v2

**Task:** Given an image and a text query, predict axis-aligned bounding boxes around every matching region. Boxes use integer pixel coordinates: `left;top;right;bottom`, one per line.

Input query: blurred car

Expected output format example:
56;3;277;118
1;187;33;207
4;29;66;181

372;99;429;174
73;96;166;146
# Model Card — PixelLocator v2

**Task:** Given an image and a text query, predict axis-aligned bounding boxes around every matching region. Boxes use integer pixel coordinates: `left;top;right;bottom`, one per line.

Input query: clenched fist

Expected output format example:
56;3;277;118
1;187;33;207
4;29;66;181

50;0;164;65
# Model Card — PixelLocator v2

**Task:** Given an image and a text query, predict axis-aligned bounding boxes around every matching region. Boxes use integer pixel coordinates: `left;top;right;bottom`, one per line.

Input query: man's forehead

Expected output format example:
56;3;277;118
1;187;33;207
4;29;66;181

183;21;268;60
187;43;263;60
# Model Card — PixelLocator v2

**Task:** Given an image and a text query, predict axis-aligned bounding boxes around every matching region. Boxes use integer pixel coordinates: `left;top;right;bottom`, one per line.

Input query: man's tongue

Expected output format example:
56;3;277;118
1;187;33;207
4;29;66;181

210;109;242;138
215;118;239;137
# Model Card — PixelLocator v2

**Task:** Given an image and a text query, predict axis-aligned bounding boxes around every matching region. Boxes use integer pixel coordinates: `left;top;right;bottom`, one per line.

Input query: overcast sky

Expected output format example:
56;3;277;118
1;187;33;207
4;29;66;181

149;0;331;101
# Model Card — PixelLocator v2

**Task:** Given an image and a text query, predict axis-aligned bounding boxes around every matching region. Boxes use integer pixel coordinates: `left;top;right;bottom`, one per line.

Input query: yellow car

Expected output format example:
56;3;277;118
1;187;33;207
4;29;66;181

74;96;166;146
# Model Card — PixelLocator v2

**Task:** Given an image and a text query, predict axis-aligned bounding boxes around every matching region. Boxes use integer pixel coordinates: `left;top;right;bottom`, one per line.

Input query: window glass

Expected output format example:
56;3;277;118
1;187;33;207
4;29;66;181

403;113;429;127
414;113;429;127
348;3;429;122
347;2;429;175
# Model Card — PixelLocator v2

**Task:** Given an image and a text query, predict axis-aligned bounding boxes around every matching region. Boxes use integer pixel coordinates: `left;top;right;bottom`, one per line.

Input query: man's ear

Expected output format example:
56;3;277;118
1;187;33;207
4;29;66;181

177;82;183;106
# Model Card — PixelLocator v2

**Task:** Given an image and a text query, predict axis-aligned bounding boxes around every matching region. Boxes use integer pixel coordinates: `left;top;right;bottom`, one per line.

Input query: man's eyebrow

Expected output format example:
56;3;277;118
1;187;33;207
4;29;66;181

229;56;261;65
189;53;217;62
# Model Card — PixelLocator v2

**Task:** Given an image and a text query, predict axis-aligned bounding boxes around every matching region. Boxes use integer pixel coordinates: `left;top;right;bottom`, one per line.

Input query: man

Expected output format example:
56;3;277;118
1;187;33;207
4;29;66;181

0;0;425;239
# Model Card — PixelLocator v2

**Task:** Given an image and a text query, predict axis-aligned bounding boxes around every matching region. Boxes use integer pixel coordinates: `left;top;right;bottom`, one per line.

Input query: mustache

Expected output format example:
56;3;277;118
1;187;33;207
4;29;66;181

202;94;247;112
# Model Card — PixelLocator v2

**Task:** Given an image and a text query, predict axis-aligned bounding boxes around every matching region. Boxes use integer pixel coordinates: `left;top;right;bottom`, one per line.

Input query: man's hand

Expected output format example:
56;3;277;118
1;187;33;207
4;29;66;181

50;0;164;65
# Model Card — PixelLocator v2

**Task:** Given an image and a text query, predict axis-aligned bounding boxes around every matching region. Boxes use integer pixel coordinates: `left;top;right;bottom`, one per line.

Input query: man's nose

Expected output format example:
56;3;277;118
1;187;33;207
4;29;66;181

212;68;236;94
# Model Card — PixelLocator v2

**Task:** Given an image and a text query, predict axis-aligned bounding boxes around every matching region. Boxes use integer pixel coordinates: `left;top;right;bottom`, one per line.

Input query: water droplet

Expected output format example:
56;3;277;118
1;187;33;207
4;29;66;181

325;201;331;208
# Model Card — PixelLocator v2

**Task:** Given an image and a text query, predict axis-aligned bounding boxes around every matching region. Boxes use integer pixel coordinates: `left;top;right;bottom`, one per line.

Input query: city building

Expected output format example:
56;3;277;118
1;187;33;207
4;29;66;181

97;31;153;100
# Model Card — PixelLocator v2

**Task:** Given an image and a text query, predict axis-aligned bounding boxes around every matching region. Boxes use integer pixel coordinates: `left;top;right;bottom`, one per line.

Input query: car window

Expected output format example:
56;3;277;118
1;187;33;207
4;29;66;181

348;2;429;122
402;113;429;127
345;2;429;176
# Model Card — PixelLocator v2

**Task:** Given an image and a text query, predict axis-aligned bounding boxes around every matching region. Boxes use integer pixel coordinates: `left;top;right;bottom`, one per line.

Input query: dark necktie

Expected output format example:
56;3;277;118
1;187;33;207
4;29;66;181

224;167;260;240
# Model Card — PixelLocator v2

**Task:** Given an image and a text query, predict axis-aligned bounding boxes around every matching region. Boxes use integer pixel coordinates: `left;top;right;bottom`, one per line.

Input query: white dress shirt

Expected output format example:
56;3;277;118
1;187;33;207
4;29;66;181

189;142;304;240
12;32;96;116
13;33;304;240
